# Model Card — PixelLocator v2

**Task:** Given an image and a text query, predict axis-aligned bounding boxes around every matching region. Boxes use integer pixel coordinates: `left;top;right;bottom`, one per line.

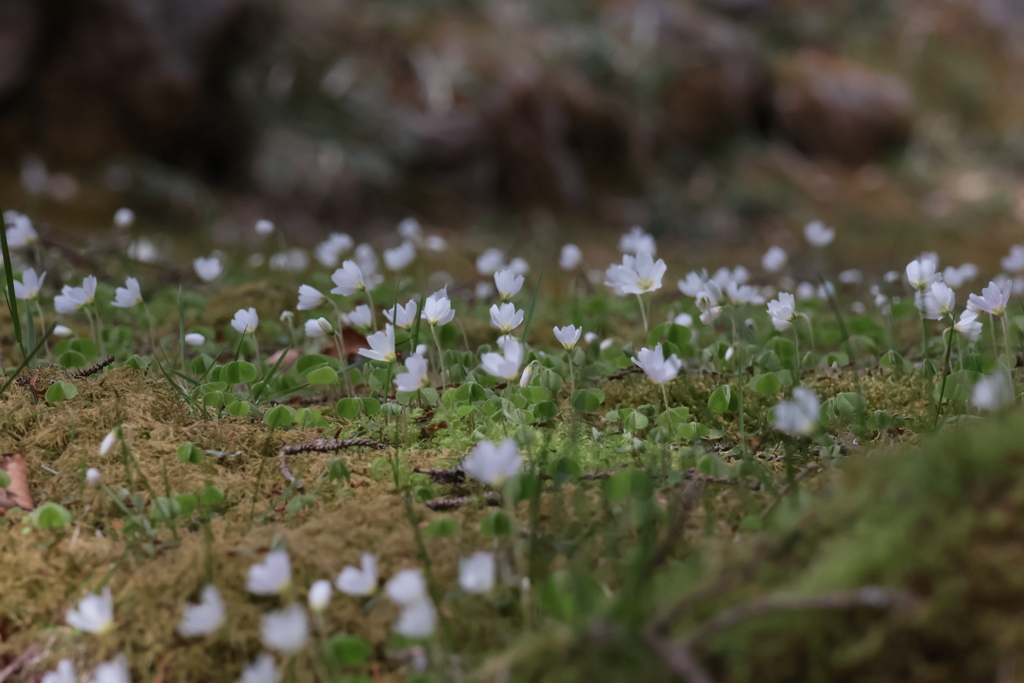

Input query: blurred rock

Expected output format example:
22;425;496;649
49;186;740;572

772;50;913;164
0;0;258;178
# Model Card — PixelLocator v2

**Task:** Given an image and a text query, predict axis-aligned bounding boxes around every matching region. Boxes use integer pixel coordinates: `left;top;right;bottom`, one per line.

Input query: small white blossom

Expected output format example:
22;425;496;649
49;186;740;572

336;553;378;596
384;241;417;272
773;388;820;436
425;235;447;251
972;373;1014;411
968;280;1012;317
239;654;279;683
494;268;524;301
422;291;455;326
359;324;397;363
955;310;982;341
508;257;530;276
331;260;373;295
177;585;226;637
308;579;332;613
393;600;437;639
462;438;521;485
247;550;292;596
459;552;496;594
489;302;524;334
296;285;324;311
4;211;37;249
386;569;429;605
924;282;955;320
383;300;418;329
346;304;373;330
127;237;159;263
767;292;796;331
631;344;682;384
111;277;142;308
761;246;787;273
113;208;135;229
42;660;76;683
66;587;114;634
476;248;505;276
315;233;354;267
559;244;582;270
255;219;274;235
53;324;74;337
260;603;309;654
54;276;97;314
13;268;45;301
99;429;119;456
394;353;430;393
906;259;940;291
804;220;835;247
481;338;523;380
86;467;102;488
605;251;666;296
838;269;862;285
618;226;656;255
553;325;582;350
185;333;205;346
231;308;259;335
193;256;222;283
89;656;131;683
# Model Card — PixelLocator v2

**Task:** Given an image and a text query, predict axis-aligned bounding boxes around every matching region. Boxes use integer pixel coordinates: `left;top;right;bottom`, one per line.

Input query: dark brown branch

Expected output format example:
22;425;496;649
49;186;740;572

278;438;389;487
72;355;115;379
424;492;501;511
413;466;466;485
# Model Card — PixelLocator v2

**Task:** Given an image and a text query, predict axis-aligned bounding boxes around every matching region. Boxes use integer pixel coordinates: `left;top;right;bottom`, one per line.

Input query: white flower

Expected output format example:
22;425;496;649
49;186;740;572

260;603;309;654
476;248;505;276
315;233;354;267
127;237;158;263
943;264;977;289
42;659;76;683
193;256;223;283
308;579;332;613
384;241;417;272
422;292;455;326
383;300;418;329
269;249;309;272
906;259;940;291
475;281;495;300
968;280;1012;317
292;285;323;312
331;260;373;295
305;317;334;338
724;281;764;306
13;268;45;300
553;325;582;350
66;587;114;634
494;268;524;301
386;569;429;605
618;225;656;255
346;304;373;330
560;244;582;270
255;219;274;235
177;585;226;637
972;372;1014;411
924;282;955;320
604;251;666;296
584;331;599;344
112;277;142;308
804;219;835;247
955;310;982;341
458;552;496;594
673;313;693;327
489;303;524;334
395;353;430;393
99;429;119;456
336;553;378;596
425;235;447;251
1003;245;1024;274
113;208;135;229
599;338;614;351
54;276;97;314
761;246;787;273
394;600;437;639
247;550;292;595
773;388;820;435
481;339;523;380
519;362;535;387
838;269;862;285
795;282;816;301
231;307;259;335
185;333;205;346
89;656;130;683
767;292;796;331
239;654;279;683
677;271;708;298
508;257;530;276
53;324;73;337
280;311;294;323
631;344;682;384
359;324;397;363
398;217;423;244
86;467;102;488
4;211;37;248
462;438;521;485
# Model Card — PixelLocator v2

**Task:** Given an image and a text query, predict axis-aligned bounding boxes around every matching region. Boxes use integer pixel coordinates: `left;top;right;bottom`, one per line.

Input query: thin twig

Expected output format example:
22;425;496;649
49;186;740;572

424;492;501;511
278;438;388;487
760;461;821;520
72;355;115;379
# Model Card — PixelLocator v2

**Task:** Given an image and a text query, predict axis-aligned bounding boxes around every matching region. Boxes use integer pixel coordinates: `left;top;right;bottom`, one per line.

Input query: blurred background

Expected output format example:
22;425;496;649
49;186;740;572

1;0;1023;270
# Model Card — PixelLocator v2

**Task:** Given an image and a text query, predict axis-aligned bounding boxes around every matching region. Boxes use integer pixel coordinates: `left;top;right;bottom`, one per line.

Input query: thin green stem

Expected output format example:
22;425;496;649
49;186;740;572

365;287;377;331
1001;314;1014;375
636;294;649;335
430;324;447;388
934;321;955;427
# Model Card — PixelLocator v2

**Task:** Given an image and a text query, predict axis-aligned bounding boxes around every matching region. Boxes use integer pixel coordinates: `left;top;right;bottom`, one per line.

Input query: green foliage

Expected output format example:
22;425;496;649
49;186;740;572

45;381;79;403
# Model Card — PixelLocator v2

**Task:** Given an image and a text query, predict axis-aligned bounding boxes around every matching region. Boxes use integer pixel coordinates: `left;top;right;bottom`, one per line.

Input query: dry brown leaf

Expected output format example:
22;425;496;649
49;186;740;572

0;451;34;512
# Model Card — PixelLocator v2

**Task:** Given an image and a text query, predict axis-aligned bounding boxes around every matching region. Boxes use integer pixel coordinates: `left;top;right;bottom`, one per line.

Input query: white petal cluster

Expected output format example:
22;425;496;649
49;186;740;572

461;438;521;486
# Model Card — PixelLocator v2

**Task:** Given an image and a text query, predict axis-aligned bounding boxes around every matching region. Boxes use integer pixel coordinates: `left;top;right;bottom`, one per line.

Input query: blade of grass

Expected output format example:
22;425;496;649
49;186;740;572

252;343;292;403
520;268;544;345
0;209;25;359
0;322;56;398
178;285;186;376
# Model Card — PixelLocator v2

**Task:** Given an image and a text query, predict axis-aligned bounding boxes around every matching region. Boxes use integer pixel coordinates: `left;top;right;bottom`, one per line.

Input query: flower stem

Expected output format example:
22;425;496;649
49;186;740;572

566;349;575;393
1002;314;1015;375
934;321;955;426
919;309;930;368
365;288;377;331
636;294;649;335
430;324;447;388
